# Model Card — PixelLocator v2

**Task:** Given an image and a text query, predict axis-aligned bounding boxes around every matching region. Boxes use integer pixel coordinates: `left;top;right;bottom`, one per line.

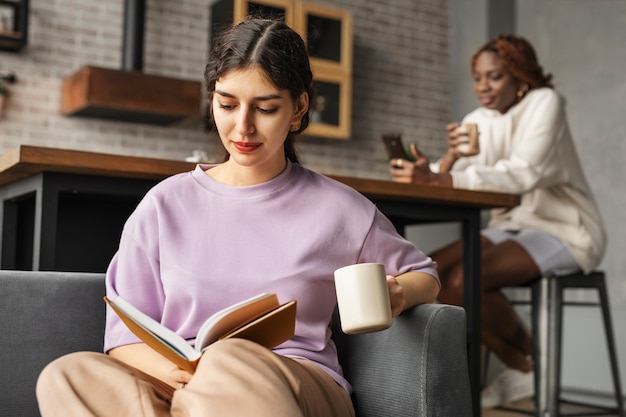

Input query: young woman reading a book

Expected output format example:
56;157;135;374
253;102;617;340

36;18;440;417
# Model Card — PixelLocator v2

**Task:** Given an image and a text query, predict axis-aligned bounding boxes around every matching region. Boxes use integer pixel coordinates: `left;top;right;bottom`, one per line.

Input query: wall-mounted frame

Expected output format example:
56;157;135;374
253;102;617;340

210;0;352;140
293;2;352;72
235;0;294;25
0;0;28;52
306;66;351;139
211;0;293;41
294;2;352;139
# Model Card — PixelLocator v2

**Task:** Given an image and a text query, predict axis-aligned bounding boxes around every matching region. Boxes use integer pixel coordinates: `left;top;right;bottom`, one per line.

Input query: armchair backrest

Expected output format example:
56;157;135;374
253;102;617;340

0;270;106;417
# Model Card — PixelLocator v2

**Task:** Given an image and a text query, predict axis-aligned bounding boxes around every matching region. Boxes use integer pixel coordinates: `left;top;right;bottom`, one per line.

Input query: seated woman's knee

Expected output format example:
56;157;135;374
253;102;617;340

445;262;465;290
37;352;101;396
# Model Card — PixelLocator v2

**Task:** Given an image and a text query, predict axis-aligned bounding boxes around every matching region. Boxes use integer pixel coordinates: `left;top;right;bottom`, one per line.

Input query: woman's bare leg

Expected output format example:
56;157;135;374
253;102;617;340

481;291;533;371
431;237;539;371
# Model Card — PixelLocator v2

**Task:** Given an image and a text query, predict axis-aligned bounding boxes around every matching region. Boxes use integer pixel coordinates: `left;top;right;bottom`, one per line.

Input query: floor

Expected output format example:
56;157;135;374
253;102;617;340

482;398;620;416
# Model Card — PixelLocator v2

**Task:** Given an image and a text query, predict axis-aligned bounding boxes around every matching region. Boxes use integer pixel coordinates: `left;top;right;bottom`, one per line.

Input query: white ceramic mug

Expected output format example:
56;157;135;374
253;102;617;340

334;263;392;334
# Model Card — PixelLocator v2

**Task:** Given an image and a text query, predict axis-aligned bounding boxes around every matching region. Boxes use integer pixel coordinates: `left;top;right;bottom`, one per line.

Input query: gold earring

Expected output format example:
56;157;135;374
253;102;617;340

290;123;300;132
517;83;529;99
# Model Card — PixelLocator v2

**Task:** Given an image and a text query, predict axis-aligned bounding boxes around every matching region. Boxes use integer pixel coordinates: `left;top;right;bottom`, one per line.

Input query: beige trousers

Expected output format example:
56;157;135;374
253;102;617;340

36;338;355;417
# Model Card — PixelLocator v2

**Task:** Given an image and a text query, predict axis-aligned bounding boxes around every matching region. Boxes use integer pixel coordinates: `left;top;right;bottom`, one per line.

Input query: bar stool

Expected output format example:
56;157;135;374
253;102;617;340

499;270;625;416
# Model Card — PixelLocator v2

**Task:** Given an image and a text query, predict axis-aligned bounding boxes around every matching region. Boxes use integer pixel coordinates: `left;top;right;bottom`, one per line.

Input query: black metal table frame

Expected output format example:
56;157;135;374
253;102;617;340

0;172;156;271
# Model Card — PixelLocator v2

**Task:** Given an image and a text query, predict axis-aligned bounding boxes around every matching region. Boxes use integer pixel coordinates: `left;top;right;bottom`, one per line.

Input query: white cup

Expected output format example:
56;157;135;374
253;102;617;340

455;123;480;156
334;263;393;335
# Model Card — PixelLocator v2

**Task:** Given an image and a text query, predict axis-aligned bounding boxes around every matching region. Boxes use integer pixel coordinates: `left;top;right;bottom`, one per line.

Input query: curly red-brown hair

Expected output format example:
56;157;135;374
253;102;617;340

471;34;553;89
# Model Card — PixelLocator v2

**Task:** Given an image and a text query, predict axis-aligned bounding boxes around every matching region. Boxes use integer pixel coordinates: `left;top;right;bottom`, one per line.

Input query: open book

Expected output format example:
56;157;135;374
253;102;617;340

104;293;297;373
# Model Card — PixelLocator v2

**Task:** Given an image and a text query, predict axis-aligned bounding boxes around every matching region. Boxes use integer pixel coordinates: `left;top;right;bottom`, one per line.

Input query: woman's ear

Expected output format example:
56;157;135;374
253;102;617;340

517;82;529;99
293;92;309;122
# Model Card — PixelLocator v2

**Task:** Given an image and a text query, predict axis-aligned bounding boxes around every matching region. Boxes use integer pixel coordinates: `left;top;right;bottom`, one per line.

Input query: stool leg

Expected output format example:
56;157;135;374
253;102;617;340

533;276;562;417
597;277;625;416
532;277;549;416
549;277;564;417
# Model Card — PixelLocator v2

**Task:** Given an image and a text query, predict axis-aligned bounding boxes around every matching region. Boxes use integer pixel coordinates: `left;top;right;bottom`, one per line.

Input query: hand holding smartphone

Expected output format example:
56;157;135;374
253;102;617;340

382;133;415;162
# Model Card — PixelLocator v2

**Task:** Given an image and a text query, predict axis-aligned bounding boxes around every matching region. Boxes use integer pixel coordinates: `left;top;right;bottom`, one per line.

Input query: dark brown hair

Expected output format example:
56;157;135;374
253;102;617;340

471;34;553;90
205;18;315;163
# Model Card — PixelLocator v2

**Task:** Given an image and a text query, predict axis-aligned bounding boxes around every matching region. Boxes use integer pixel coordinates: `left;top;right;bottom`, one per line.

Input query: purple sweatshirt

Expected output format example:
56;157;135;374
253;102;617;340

104;162;439;392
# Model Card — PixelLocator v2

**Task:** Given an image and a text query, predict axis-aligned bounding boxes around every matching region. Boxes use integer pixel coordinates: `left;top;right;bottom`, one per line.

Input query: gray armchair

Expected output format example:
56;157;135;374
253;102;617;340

1;270;472;417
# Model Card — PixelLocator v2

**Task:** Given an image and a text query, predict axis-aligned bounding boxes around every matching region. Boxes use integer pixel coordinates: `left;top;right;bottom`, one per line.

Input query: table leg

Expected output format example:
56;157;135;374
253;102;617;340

463;210;482;416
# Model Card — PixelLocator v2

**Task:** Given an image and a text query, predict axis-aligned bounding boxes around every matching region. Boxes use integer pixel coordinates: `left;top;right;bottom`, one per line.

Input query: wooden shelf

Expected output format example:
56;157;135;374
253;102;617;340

61;66;202;126
0;29;21;38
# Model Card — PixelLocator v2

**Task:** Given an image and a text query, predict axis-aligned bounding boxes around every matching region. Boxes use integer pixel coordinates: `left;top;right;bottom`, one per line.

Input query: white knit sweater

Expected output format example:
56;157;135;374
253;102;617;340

440;88;606;272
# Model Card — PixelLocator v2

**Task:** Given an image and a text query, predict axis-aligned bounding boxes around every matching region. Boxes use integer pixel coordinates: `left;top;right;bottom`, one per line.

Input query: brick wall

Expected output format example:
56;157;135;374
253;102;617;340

0;0;449;180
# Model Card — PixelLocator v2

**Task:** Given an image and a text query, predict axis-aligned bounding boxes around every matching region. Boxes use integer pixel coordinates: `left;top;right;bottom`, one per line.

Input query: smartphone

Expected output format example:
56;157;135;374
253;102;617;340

382;133;415;161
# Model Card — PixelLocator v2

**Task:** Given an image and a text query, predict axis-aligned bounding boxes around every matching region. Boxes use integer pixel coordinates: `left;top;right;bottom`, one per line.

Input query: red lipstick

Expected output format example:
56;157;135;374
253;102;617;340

233;142;261;153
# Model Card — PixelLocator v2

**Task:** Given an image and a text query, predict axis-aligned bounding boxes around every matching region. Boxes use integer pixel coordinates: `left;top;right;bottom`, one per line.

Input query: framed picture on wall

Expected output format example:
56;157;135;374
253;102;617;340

0;0;28;52
305;71;351;139
295;2;352;139
0;5;14;33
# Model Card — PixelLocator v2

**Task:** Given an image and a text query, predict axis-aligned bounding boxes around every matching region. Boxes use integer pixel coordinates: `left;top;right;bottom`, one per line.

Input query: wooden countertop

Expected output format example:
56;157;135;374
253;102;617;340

0;145;197;185
328;174;519;209
0;145;519;209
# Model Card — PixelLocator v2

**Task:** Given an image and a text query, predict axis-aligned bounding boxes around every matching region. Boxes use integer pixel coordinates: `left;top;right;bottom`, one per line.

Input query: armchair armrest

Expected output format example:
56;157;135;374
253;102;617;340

333;303;472;417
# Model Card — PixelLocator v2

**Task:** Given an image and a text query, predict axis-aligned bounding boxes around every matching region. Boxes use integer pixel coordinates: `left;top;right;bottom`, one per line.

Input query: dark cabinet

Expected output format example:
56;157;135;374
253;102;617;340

0;0;28;52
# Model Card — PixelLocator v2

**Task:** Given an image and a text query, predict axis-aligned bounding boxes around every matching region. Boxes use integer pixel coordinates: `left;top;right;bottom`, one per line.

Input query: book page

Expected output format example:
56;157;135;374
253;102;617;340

104;296;200;368
194;293;279;351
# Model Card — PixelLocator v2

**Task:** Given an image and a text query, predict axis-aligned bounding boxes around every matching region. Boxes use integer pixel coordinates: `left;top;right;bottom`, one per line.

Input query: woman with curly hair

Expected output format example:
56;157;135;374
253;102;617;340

390;34;606;408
